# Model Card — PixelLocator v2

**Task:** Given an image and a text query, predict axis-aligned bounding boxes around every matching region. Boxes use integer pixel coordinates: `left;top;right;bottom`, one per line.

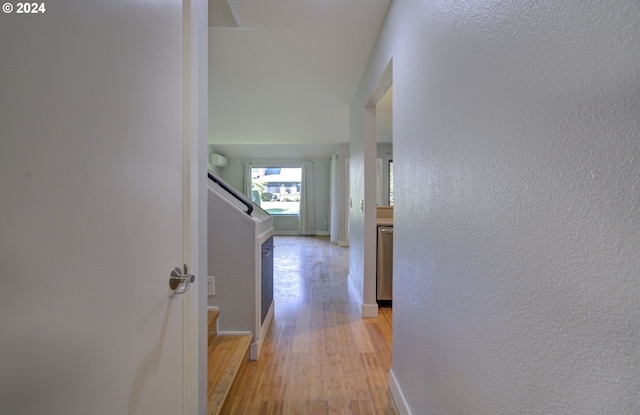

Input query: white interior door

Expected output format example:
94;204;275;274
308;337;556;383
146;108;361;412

0;1;201;414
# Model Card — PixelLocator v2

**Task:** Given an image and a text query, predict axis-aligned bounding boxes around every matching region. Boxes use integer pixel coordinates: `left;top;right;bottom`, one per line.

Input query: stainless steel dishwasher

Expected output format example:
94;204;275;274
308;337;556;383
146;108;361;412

377;225;393;304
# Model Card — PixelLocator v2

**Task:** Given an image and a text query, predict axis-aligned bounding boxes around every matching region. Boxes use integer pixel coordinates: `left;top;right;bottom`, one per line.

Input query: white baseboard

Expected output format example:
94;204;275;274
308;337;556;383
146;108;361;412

250;300;274;361
389;369;413;415
274;231;330;236
337;240;349;247
362;302;379;318
217;330;252;336
347;274;378;317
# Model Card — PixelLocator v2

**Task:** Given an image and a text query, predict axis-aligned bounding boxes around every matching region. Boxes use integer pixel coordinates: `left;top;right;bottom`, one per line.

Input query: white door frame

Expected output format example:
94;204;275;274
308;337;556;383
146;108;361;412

183;0;208;413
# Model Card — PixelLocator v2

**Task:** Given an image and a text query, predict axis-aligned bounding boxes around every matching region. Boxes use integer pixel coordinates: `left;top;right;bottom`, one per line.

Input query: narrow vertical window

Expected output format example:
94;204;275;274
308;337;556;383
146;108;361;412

388;160;394;206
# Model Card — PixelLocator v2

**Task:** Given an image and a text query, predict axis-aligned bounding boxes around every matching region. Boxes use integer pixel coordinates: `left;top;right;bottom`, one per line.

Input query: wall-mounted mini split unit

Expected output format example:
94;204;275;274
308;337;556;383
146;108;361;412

210;154;228;168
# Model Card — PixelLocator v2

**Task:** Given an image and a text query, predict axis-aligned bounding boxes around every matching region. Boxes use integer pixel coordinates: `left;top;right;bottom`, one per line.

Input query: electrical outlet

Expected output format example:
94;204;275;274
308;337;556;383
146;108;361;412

207;276;215;296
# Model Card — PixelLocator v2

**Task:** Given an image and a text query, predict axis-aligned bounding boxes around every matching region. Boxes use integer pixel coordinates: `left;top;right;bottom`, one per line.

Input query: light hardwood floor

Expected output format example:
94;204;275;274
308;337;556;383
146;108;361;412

220;236;398;415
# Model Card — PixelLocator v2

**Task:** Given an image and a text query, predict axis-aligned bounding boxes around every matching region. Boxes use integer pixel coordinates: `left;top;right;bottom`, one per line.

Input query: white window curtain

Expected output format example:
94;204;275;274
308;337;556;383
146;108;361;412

243;161;252;199
329;155;339;243
298;161;315;235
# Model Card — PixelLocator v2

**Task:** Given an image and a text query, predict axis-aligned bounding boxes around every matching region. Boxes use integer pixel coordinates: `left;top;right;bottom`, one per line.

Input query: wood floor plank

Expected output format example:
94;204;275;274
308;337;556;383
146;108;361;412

305;399;328;415
259;400;284;415
349;400;377;415
218;236;398;415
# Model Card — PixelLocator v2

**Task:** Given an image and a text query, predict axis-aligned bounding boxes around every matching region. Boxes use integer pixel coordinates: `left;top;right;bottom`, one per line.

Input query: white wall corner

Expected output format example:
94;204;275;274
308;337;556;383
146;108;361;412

389;369;413;415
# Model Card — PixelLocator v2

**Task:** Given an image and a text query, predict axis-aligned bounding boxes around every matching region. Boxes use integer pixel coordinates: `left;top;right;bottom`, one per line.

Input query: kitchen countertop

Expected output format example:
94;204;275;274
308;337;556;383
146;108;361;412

376;206;393;226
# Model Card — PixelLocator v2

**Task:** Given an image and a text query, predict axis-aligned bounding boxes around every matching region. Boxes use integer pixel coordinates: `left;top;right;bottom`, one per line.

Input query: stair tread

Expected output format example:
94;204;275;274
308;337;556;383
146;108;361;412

208;334;252;415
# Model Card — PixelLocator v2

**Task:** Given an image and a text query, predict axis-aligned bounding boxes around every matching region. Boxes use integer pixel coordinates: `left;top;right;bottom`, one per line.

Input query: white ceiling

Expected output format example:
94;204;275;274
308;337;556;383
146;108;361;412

208;0;392;159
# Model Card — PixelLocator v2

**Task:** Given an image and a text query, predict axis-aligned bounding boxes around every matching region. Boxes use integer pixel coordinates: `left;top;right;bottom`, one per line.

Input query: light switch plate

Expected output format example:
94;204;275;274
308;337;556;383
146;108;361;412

207;276;215;295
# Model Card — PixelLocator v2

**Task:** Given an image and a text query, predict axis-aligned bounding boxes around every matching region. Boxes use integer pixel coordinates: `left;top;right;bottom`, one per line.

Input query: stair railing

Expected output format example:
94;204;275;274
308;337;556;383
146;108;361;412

208;172;254;216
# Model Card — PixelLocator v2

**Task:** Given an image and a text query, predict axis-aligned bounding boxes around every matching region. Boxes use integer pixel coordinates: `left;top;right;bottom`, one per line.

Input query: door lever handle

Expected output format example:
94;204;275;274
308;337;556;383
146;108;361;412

170;264;195;294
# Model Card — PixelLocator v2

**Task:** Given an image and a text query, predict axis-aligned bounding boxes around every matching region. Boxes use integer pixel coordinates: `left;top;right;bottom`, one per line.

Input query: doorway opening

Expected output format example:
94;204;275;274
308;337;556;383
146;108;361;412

365;59;393;322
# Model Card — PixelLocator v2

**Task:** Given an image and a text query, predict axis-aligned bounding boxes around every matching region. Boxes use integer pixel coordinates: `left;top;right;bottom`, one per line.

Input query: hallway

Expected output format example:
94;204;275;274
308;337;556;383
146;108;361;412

220;236;397;415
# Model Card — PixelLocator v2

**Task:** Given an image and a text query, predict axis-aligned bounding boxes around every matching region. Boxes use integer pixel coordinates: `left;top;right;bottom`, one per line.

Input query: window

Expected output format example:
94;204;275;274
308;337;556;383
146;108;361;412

251;167;302;215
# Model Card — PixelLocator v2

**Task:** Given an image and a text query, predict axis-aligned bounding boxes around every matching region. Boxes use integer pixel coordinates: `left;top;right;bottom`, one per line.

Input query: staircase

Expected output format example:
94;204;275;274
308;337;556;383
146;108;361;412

207;309;252;415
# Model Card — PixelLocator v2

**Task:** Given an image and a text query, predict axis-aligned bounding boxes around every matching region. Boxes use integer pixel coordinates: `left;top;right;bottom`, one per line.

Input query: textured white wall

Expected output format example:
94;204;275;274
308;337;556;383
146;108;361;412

353;1;640;413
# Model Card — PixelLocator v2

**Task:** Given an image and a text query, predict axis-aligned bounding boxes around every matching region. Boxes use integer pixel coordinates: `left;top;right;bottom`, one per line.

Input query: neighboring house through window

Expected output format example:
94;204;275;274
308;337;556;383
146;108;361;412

251;167;302;215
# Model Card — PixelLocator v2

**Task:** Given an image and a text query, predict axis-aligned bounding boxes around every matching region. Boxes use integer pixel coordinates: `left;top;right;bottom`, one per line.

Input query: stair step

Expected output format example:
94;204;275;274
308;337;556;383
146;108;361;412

208;334;252;415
